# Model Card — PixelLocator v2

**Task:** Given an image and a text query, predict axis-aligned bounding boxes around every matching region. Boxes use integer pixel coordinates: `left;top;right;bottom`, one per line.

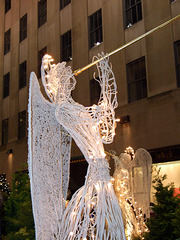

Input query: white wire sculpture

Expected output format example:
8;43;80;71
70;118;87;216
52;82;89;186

28;53;126;240
112;147;152;240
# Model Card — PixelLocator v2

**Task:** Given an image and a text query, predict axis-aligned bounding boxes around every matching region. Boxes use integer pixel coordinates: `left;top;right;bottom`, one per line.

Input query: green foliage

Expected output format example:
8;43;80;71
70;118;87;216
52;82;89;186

2;171;35;240
144;169;180;240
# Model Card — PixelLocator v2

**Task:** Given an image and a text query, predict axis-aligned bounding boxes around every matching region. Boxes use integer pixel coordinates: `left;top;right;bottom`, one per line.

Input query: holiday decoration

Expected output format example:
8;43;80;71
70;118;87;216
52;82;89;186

0;173;10;195
28;53;126;239
112;147;152;239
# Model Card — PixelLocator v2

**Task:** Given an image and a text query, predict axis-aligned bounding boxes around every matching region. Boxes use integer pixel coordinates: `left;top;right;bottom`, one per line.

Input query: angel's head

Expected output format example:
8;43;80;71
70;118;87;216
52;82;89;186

41;54;76;104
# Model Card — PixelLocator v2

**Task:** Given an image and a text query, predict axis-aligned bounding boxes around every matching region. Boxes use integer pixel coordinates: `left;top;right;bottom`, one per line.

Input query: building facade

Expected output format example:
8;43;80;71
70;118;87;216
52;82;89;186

0;0;180;191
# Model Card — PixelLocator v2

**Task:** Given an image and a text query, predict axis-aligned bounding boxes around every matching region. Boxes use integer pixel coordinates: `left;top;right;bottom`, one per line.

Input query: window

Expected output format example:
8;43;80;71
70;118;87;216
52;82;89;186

38;0;47;27
90;78;101;105
38;47;47;78
20;14;27;42
125;0;142;28
3;72;10;98
2;119;8;145
18;111;26;139
174;40;180;87
127;57;147;103
4;29;11;55
5;0;11;13
60;0;71;10
61;30;72;62
89;9;103;49
19;61;27;89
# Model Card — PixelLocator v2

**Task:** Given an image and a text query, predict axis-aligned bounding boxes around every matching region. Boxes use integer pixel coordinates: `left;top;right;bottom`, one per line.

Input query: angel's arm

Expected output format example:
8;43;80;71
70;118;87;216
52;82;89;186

87;53;118;144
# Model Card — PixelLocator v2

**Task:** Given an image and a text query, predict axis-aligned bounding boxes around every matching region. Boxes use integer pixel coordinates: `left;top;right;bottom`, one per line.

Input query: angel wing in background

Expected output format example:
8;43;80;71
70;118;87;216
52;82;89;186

28;72;71;239
113;147;152;239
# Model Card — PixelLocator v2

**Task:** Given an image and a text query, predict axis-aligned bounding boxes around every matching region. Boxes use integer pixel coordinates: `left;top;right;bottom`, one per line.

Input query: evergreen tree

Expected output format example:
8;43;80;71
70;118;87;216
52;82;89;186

144;169;180;240
0;174;10;238
2;171;35;240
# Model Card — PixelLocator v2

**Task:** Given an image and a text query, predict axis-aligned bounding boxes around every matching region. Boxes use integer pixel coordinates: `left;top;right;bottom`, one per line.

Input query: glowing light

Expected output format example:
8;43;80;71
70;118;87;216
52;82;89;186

72;211;76;216
101;152;106;157
92;126;96;130
115;118;120;122
70;232;74;236
108;182;112;188
95;42;100;46
95;183;100;191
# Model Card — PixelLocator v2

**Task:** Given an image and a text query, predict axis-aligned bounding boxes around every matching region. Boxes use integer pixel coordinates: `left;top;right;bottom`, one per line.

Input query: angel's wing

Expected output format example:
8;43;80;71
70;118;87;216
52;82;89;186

130;148;152;219
28;72;71;239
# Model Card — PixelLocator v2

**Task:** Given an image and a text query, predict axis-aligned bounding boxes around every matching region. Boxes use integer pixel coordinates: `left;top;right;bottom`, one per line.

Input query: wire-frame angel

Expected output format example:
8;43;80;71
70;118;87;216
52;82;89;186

112;147;152;239
28;53;126;240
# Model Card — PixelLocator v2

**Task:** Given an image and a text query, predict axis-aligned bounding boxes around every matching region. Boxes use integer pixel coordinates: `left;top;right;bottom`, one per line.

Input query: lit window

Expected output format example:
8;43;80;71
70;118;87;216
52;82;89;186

38;0;47;28
3;72;10;98
89;9;103;49
18;111;26;139
20;14;27;42
127;57;147;103
38;47;47;78
90;78;101;105
4;29;11;55
5;0;11;13
2;119;8;145
60;0;71;10
174;40;180;87
61;30;72;62
19;61;27;89
125;0;142;28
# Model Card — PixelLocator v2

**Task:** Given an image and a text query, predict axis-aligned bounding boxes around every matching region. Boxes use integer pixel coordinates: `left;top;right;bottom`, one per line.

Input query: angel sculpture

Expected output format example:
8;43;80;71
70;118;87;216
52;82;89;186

112;147;152;239
28;53;126;240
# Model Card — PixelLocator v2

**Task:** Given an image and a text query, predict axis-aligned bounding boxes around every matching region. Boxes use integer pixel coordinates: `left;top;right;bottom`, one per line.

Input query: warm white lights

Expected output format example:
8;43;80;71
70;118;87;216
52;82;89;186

29;53;126;239
113;147;152;239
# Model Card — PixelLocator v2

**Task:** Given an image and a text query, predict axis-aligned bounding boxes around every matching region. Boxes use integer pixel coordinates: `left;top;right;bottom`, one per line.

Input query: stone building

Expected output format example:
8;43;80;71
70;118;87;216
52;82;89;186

0;0;180;193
